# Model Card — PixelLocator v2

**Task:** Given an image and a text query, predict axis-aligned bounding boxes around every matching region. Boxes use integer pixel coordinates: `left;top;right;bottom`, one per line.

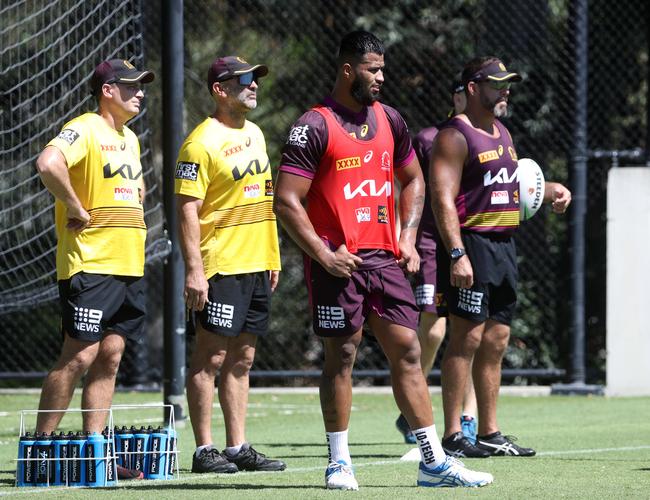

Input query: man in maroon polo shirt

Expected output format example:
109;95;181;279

431;56;571;458
274;31;493;490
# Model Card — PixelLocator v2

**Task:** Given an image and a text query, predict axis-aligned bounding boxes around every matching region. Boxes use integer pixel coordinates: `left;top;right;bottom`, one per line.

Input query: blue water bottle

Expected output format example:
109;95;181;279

165;427;177;477
147;426;168;479
34;432;54;487
86;432;106;487
115;426;134;469
132;426;151;476
67;431;86;487
16;431;36;487
52;431;69;486
102;428;116;485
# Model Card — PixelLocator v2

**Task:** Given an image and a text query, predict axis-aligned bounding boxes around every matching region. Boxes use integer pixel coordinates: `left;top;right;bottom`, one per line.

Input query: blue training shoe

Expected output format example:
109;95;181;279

395;414;416;444
461;415;477;444
417;457;493;488
325;460;359;490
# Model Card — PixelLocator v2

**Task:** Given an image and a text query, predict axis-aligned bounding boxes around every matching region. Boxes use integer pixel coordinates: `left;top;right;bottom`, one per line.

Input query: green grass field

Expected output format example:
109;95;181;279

1;389;649;499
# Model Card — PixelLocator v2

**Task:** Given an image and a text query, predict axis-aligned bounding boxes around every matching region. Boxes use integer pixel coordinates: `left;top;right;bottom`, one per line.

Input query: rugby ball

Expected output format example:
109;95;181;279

518;158;545;221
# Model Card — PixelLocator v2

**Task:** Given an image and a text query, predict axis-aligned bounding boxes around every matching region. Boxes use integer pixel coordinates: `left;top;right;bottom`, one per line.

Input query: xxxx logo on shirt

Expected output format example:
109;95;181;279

336;156;361;171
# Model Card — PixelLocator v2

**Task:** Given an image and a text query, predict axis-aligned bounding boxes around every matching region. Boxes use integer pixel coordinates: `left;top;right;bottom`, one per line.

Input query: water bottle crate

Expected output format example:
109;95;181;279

15;404;179;488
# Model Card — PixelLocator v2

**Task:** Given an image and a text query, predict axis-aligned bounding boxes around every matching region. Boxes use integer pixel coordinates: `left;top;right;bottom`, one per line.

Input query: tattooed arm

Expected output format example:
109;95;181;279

394;156;425;273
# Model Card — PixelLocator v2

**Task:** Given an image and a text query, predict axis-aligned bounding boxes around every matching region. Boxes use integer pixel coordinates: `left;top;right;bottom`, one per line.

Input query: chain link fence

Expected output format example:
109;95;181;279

1;0;647;386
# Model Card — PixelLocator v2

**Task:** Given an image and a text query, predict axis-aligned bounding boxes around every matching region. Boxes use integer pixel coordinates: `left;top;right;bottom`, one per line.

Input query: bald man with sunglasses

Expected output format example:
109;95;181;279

175;56;285;474
430;56;571;458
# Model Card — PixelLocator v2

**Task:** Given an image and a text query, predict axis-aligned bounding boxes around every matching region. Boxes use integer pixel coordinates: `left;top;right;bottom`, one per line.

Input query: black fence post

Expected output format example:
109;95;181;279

552;0;603;396
162;0;187;421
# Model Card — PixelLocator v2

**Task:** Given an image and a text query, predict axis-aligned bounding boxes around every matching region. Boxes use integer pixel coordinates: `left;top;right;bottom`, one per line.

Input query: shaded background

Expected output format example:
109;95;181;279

1;0;647;387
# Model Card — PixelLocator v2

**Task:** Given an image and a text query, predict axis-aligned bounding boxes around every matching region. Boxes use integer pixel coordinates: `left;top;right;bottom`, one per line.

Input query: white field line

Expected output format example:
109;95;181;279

3;444;650;496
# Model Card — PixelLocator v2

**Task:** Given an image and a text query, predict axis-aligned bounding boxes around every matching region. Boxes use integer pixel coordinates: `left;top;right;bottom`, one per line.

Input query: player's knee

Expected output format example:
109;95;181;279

204;353;225;375
58;351;95;376
401;340;422;367
95;349;123;377
338;341;358;367
225;353;255;377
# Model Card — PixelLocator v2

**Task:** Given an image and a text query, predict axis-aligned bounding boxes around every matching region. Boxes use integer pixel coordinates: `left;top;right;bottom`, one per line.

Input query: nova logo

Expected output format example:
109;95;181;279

232;159;270;180
317;305;345;329
478;150;499;163
114;186;135;201
101;144;117;152
244;183;261;198
336;156;361;171
483;167;519;186
343;180;391;200
355;207;371;222
491;190;509;205
103;162;142;180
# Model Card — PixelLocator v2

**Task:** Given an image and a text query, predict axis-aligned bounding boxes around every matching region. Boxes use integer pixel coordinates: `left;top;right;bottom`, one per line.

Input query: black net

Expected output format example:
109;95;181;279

2;0;647;385
0;0;168;383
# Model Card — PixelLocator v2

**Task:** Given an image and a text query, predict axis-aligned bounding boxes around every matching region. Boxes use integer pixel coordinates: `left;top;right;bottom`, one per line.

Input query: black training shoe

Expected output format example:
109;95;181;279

476;431;536;457
442;431;491;458
192;447;239;473
395;414;417;444
225;443;287;471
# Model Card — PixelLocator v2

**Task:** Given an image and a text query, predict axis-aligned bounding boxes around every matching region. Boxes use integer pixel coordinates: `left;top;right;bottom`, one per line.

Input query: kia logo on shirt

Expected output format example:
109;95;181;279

343;180;391;200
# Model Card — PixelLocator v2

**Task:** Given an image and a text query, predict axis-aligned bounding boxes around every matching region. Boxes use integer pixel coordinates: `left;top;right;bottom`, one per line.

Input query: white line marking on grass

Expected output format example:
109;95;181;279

537;445;650;456
4;444;650;496
400;445;650;461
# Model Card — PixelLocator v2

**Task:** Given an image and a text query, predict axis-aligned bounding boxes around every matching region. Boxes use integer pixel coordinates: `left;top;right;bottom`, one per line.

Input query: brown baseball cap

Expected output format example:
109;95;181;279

463;59;522;84
90;59;154;94
207;56;268;92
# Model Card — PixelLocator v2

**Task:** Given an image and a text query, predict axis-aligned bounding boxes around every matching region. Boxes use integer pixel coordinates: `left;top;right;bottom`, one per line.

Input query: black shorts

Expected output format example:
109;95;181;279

197;272;271;337
58;272;146;342
413;244;447;316
437;231;518;325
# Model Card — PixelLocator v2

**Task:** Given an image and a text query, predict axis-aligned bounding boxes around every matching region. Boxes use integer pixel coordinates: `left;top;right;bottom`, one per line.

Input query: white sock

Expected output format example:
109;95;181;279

412;425;446;468
461;413;476;420
326;430;352;465
195;444;213;457
224;443;244;457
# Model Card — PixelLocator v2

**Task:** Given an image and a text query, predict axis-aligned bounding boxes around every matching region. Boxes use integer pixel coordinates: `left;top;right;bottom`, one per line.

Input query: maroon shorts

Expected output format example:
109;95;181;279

413;245;446;315
306;259;419;337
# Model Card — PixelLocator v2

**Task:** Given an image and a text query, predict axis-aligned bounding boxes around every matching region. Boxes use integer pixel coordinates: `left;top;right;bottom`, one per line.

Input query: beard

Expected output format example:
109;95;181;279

351;78;379;106
493;100;508;117
480;92;508;117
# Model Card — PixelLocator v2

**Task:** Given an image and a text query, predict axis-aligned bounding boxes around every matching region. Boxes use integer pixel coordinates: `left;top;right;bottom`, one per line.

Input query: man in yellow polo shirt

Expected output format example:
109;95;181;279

35;58;154;479
175;55;284;474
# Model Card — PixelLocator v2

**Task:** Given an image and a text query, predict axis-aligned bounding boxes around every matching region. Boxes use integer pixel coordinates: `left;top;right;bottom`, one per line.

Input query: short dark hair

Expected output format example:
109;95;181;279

461;56;501;85
337;30;385;65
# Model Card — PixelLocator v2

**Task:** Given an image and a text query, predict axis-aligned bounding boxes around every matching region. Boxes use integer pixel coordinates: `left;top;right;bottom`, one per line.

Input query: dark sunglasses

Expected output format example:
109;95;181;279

480;80;511;91
235;72;256;86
